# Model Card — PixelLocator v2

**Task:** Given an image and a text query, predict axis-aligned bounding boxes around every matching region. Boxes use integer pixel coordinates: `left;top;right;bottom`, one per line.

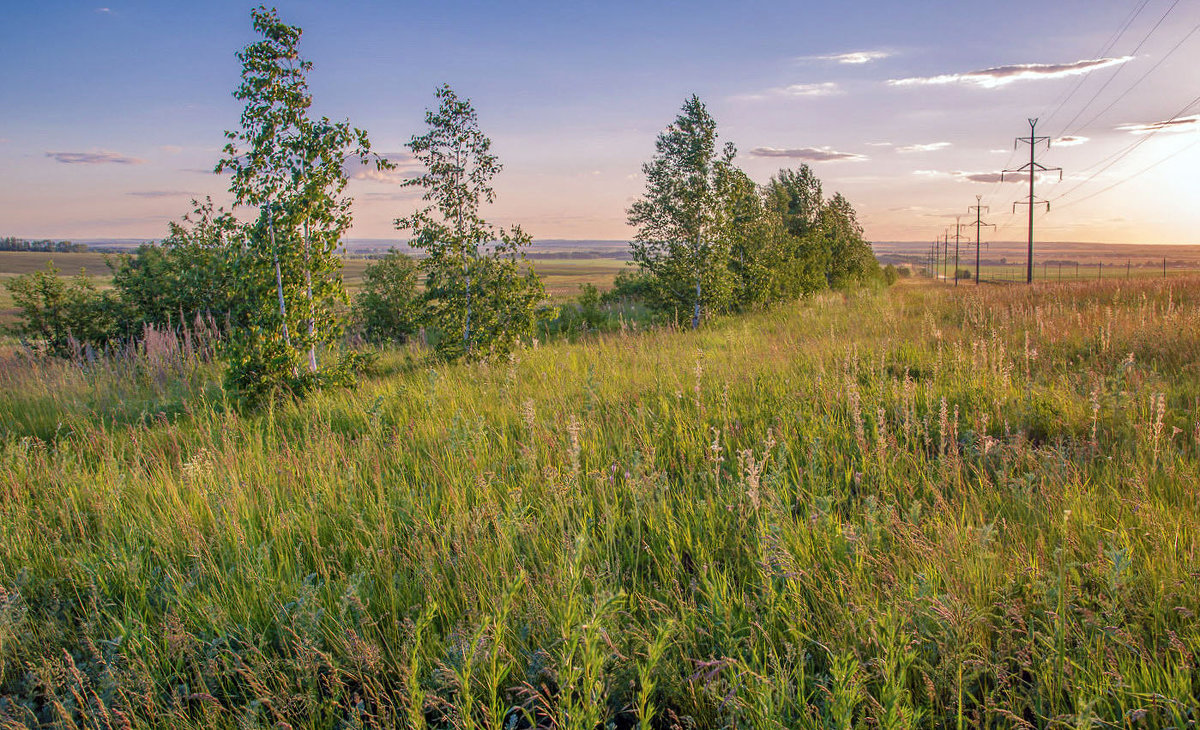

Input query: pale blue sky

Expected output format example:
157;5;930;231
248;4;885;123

3;1;1199;243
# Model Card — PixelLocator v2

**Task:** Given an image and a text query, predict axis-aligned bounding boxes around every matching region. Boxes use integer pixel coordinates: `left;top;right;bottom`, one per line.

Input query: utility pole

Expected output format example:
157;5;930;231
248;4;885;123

968;195;995;286
931;235;940;280
951;216;970;287
943;228;951;281
1002;118;1062;284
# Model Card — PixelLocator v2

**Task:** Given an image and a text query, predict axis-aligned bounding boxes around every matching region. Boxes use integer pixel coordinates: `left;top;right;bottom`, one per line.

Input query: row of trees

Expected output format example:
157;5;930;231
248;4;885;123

624;96;881;328
0;237;88;253
5;7;883;406
6;8;547;403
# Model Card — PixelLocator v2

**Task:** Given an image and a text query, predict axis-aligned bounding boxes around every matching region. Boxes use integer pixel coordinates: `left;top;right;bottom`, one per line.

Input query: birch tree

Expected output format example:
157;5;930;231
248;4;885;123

396;84;547;360
627;95;735;328
217;6;382;401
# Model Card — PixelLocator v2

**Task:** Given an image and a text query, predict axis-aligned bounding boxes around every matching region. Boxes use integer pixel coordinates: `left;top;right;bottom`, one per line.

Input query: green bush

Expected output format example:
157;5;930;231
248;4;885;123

4;263;120;356
352;250;422;344
883;264;900;286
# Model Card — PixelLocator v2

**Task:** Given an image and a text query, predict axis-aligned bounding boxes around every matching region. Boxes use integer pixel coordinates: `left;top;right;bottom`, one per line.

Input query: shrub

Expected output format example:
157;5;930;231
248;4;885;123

600;268;657;305
882;264;900;286
4;263;119;356
352;250;422;344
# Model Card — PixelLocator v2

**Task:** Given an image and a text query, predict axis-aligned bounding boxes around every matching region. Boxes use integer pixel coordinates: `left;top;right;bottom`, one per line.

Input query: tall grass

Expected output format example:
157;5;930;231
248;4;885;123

1;278;1198;728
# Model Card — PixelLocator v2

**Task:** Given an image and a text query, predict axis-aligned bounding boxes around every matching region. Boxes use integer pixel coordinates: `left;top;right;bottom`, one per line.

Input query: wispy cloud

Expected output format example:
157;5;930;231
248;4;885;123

802;50;891;65
749;146;866;162
126;190;196;198
1115;115;1200;134
913;169;1044;184
898;142;952;153
733;82;840;102
959;171;1059;184
1054;135;1089;146
777;82;840;97
95;7;113;13
888;56;1133;89
159;144;183;154
360;190;422;202
865;141;893;147
46;150;143;165
344;151;418;183
957;172;1022;184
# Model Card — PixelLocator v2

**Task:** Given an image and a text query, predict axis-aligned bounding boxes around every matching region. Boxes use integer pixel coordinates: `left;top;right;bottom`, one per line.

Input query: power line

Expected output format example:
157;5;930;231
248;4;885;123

1041;0;1153;129
1052;133;1200;211
1051;91;1200;202
1065;21;1200;137
1003;118;1063;284
950;215;970;286
1054;0;1185;137
968;195;996;285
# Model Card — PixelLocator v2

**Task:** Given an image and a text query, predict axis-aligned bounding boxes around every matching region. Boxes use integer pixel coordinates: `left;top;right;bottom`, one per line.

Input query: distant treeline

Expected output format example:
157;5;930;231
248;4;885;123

0;237;89;253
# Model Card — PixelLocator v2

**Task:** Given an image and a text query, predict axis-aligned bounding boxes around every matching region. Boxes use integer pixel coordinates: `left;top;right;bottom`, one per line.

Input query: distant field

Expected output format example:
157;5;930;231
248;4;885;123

924;261;1200;284
877;240;1200;272
0;250;632;324
339;255;629;299
0;251;115;277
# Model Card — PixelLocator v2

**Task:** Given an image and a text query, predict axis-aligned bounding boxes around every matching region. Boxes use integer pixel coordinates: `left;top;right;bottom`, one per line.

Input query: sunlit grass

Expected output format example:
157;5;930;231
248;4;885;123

0;278;1197;728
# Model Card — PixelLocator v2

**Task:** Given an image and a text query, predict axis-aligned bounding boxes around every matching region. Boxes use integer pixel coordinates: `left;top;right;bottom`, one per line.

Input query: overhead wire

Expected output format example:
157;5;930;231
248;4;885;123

979;1;1154;235
1050;91;1200;202
1053;0;1184;137
922;0;1191;247
1053;134;1200;211
1040;0;1153;129
993;1;1195;234
1064;20;1200;137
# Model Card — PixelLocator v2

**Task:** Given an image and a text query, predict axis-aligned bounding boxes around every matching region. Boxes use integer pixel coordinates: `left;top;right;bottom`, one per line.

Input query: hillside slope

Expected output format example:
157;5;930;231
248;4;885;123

1;280;1198;727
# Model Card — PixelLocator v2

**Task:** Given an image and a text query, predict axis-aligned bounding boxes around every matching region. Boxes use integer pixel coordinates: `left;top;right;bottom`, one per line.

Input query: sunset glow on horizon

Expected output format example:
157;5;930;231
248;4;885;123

3;0;1200;245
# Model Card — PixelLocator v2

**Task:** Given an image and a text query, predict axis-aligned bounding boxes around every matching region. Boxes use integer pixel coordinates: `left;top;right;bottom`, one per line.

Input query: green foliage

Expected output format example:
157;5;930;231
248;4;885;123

217;6;382;402
601;267;658;305
4;263;118;356
549;283;610;338
717;165;777;308
109;199;241;335
762;166;834;299
0;236;87;253
352;250;422;344
626;102;883;321
822;192;881;288
627;95;736;328
955;268;974;281
396;84;548;361
575;283;603;328
883;264;900;286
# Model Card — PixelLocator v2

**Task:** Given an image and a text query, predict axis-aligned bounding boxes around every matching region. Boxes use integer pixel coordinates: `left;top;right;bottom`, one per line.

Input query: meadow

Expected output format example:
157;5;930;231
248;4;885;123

1;276;1198;728
0;252;630;325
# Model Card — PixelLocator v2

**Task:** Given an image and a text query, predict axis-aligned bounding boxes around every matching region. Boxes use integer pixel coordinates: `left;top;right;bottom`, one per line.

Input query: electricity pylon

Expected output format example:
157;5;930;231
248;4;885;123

951;216;970;287
968;195;995;285
1002;118;1062;284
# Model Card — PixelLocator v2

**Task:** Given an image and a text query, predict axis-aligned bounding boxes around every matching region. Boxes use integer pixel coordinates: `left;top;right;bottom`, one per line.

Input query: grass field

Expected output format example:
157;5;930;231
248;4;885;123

927;263;1200;284
0;252;631;324
1;276;1197;727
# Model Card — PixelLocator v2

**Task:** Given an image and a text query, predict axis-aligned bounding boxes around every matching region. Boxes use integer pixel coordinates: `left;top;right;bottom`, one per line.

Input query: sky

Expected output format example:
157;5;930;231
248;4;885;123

3;0;1200;245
